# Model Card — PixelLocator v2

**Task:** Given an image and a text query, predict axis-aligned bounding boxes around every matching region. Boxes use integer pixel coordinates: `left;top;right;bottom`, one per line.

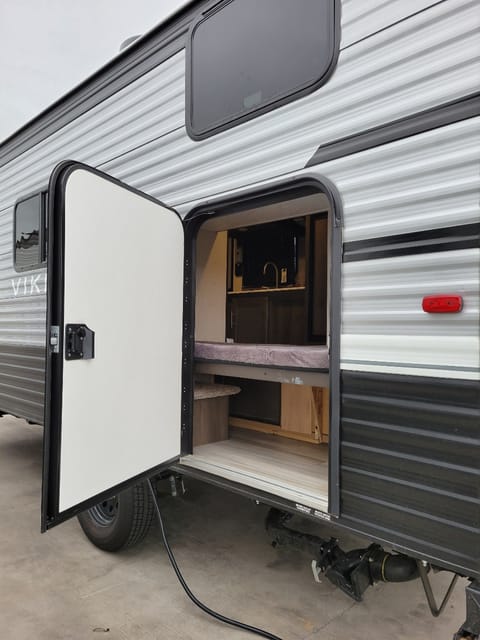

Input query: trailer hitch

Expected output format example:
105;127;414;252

266;509;419;602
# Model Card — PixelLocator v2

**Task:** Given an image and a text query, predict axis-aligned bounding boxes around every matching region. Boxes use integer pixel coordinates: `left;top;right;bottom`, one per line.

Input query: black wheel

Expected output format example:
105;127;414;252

77;481;154;551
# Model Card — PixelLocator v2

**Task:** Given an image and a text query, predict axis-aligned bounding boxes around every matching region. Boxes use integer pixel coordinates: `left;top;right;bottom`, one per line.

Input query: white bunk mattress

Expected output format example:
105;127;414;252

194;341;329;372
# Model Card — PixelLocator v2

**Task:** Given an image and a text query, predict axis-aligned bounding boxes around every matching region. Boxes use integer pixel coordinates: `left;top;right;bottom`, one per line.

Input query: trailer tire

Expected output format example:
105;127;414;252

77;481;154;552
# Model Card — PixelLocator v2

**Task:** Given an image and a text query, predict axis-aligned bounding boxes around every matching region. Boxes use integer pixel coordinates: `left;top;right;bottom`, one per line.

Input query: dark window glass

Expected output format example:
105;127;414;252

234;221;301;289
14;194;43;270
188;0;337;138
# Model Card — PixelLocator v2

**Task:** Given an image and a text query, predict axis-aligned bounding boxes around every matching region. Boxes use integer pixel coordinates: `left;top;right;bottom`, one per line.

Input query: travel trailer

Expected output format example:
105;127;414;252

0;1;478;637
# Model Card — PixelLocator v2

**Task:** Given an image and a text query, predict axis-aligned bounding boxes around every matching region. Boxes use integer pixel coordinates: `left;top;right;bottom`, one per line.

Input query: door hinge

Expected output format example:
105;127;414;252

49;326;60;354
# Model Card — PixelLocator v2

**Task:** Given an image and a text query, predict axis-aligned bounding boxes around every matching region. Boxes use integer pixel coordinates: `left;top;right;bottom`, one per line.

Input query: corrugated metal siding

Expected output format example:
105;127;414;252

0;210;47;349
340;0;443;48
339;371;480;577
0;2;477;396
173;119;480;379
0;344;44;424
340;248;480;376
1;0;478;213
0;289;46;346
0;0;449;170
319;118;480;243
0;52;185;213
103;0;479;207
319;117;480;379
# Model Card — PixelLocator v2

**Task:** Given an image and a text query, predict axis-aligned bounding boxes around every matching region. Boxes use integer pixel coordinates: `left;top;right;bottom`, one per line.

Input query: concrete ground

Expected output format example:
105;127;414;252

0;415;468;640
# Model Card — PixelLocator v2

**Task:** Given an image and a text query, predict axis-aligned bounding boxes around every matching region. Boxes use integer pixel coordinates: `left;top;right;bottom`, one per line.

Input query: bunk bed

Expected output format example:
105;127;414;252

194;341;329;372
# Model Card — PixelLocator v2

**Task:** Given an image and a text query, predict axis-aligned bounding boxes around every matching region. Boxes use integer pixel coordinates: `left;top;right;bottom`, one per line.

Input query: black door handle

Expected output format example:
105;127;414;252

65;324;95;360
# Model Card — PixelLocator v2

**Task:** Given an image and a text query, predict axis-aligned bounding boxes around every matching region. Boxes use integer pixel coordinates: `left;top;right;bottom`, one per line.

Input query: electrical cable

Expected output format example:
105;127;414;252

147;478;284;640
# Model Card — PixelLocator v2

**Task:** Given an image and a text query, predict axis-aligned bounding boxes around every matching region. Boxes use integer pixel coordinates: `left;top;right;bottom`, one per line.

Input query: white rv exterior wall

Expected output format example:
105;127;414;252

0;0;478;384
1;0;478;211
340;0;442;47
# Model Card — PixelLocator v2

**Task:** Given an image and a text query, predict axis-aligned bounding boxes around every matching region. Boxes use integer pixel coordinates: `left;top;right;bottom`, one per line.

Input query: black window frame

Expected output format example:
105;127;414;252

186;0;340;141
13;191;48;272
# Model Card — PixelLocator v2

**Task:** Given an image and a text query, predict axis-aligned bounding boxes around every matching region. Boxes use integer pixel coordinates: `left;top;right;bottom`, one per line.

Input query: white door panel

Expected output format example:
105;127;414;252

42;162;185;529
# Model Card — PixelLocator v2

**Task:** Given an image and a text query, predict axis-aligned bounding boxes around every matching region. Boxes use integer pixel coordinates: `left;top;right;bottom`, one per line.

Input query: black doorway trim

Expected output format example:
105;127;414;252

306;92;480;167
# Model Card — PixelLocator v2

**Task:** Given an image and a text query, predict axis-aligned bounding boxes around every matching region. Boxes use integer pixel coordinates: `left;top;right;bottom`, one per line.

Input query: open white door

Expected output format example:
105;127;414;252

42;161;186;531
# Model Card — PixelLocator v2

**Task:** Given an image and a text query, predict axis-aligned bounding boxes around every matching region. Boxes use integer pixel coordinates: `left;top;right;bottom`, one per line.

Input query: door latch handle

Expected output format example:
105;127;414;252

65;324;95;360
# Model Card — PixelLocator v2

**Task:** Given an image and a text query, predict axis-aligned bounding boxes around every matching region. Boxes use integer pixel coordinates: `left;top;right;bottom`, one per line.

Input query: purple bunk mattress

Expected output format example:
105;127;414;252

194;342;329;372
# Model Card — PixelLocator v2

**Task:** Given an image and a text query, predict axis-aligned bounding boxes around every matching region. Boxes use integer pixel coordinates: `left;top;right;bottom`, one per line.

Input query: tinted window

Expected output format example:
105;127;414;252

188;0;337;138
14;194;44;270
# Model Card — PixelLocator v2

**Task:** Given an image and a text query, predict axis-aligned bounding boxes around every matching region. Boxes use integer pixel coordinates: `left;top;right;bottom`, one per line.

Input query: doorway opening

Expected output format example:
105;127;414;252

181;182;334;513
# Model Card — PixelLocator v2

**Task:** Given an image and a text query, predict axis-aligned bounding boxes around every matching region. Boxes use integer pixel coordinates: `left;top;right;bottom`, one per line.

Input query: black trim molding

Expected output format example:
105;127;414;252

307;92;480;167
343;222;480;263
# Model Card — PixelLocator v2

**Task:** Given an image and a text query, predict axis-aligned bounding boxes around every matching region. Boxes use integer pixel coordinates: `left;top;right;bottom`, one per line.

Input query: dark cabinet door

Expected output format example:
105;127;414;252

268;291;305;344
228;291;306;344
229;295;268;343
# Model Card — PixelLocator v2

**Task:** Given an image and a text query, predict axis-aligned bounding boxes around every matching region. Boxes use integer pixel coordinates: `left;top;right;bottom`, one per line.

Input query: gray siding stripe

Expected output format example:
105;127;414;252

341;464;479;504
339;371;480;578
306;92;480;167
0;344;45;424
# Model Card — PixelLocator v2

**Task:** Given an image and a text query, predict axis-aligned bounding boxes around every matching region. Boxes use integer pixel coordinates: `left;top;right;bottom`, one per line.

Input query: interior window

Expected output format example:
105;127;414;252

187;0;338;139
14;193;45;271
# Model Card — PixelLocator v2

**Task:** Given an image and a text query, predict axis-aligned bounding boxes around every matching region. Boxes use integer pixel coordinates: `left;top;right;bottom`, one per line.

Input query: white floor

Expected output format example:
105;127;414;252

180;427;329;513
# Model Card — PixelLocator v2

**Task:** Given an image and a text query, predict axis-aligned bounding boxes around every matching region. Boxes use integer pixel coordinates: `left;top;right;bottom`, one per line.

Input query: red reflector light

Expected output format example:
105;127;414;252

422;295;463;313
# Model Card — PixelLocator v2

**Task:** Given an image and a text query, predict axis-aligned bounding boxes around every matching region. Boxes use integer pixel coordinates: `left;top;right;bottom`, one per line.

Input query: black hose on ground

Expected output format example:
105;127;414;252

147;478;285;640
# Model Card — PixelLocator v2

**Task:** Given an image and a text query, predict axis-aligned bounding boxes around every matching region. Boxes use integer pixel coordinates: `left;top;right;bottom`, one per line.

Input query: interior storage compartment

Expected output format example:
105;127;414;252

182;186;331;512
